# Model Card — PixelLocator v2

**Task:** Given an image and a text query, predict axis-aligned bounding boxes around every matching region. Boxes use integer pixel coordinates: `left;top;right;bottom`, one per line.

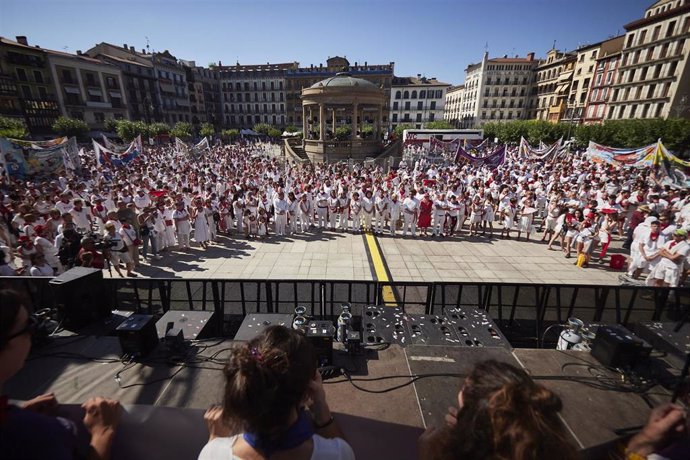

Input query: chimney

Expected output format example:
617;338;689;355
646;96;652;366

76;50;82;55
503;54;508;58
123;43;128;49
16;36;28;46
527;52;535;61
130;46;135;52
142;48;146;54
364;61;367;67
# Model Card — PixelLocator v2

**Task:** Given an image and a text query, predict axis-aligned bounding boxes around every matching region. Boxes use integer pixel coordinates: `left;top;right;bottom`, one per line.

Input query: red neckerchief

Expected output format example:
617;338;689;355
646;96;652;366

670;241;678;249
650;232;659;241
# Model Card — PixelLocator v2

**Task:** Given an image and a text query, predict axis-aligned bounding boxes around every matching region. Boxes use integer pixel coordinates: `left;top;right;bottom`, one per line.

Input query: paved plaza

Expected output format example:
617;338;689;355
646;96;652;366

111;230;623;285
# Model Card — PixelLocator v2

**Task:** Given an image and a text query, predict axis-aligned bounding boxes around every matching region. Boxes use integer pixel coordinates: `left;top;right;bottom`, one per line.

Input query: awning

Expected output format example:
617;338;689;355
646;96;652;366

109;91;121;97
558;71;573;81
64;87;80;94
556;84;570;94
88;89;103;96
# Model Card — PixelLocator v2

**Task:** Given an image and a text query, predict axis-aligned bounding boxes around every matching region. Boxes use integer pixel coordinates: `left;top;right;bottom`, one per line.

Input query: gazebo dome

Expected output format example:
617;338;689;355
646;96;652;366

310;72;380;90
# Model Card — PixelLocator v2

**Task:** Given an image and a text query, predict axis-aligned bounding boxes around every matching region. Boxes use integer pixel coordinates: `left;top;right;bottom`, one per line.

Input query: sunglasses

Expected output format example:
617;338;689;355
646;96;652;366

6;314;39;342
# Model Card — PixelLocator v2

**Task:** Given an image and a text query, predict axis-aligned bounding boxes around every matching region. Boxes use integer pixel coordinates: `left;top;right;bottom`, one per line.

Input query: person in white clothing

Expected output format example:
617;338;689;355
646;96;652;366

198;326;354;460
315;190;329;228
173;201;192;250
432;194;448;237
299;194;312;233
402;190;419;237
350;192;362;232
649;228;690;287
388;194;401;236
374;191;388;234
273;191;289;236
338;191;350;232
328;190;339;231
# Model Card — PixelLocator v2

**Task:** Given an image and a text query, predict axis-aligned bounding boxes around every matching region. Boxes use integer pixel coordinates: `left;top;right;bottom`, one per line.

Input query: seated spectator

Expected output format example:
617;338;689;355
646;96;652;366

199;325;354;460
29;253;54;277
0;289;122;459
622;403;688;460
418;360;578;460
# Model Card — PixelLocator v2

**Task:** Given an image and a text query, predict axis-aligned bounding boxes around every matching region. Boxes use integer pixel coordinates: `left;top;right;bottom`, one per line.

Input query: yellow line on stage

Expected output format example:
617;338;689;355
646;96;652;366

364;232;397;306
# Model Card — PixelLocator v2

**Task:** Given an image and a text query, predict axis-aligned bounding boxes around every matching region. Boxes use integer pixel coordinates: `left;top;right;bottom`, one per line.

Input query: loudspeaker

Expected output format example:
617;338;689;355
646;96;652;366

116;314;159;356
49;267;110;327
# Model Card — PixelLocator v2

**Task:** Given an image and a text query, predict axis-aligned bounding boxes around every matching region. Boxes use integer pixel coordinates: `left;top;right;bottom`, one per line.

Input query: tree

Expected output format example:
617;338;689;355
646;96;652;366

360;123;375;139
424;120;453;130
284;125;301;133
253;123;272;136
199;122;215;138
335;126;351;140
221;128;239;140
267;128;282;139
170;122;193;140
0;116;28;139
148;122;170;136
115;120;149;142
103;117;118;133
394;123;414;138
52;116;88;138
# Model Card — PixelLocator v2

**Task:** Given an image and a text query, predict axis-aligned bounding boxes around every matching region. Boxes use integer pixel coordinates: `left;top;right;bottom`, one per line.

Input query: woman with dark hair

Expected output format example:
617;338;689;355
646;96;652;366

199;325;354;460
0;289;122;460
418;360;578;460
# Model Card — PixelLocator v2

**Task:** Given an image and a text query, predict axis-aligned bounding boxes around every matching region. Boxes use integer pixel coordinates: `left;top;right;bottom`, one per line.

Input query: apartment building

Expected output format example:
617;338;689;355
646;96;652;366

390;75;450;130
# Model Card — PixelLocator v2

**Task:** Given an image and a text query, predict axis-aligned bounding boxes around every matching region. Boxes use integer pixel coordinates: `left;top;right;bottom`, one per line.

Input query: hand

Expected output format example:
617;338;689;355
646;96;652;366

418;425;446;460
444;406;458;427
307;369;327;408
22;393;58;415
82;397;122;437
627;403;687;456
204;405;234;441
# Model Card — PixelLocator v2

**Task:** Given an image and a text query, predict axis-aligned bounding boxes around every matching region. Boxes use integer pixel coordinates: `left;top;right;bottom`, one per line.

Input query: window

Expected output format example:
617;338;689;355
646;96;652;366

430;101;436;110
411;90;417;99
16;68;27;81
435;90;442;98
95;112;105;123
392;114;398;122
419;90;426;98
404;101;410;110
417;101;423;110
429;113;435;121
21;85;31;99
666;21;676;38
647;84;656;98
403;91;409;99
416;113;422;122
393;101;398;110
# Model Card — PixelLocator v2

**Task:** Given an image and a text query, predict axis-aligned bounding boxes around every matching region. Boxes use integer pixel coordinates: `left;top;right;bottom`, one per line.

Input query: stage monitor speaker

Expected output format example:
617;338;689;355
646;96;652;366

591;325;652;368
49;267;110;327
155;310;215;340
116;314;159;356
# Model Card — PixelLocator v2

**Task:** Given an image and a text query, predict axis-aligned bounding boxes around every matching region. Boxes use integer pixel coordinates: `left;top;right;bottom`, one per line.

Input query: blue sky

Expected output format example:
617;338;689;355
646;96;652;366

1;0;652;85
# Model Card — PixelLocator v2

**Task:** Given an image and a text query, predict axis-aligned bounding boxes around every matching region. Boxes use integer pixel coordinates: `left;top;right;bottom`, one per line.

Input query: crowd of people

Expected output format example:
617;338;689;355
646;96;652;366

0;138;689;285
1;289;688;459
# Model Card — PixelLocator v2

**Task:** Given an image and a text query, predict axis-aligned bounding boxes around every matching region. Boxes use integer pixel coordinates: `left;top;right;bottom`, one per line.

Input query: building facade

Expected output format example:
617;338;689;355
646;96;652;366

390;76;450;130
151;50;190;124
535;49;577;122
86;43;162;124
583;36;625;124
219;62;294;129
444;84;465;127
286;57;393;130
457;52;537;127
46;49;129;130
0;36;60;135
608;0;690;120
196;66;222;128
563;42;603;124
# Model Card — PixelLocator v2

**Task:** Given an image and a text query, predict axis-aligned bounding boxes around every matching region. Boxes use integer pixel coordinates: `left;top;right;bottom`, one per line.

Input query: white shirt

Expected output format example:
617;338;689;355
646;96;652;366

198;434;355;460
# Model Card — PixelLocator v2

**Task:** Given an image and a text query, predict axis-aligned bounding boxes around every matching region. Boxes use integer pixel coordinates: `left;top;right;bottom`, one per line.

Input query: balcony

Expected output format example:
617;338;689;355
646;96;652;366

85;100;112;109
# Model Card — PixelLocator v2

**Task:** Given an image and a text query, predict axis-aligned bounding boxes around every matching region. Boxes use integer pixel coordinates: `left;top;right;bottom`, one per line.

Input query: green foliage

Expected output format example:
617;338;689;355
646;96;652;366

284;125;301;133
483;118;690;156
360;123;375;138
253;123;272;136
267;128;282;139
199;122;215;138
335;126;352;140
52;116;88;138
393;123;414;138
424;120;453;130
170;122;193;140
115;120;149;142
148;122;170;136
103;118;118;133
0;116;28;139
221;128;239;139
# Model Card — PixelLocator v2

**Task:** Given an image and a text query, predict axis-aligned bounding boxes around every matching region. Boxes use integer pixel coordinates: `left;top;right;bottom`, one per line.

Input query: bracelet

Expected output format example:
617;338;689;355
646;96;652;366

313;416;334;429
624;450;647;460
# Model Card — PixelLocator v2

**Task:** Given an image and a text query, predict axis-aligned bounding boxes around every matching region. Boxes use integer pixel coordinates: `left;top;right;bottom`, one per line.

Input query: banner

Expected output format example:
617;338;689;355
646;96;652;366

93;137;141;167
584;141;657;166
175;137;189;157
429;137;460;158
455;144;506;169
519;137;563;160
0;136;81;179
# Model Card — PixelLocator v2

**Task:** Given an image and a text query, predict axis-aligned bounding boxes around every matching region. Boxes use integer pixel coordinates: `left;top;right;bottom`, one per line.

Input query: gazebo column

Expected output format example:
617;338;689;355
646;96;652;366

377;106;383;140
352;103;358;140
319;103;325;140
331;108;336;136
302;105;307;141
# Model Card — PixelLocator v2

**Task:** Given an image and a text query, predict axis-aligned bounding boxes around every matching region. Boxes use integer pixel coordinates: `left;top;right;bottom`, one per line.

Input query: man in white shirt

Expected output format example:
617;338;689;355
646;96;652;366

402;189;419;237
315;189;329;228
133;189;152;210
273;191;289;236
388;194;401;236
649;228;690;287
432;193;448;237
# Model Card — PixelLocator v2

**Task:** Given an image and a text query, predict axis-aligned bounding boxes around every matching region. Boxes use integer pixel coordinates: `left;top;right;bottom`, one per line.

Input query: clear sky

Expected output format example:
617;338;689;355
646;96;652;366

1;0;653;85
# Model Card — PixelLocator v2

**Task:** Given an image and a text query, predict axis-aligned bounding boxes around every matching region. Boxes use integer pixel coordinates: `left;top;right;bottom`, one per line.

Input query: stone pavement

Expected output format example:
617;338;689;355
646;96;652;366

112;229;622;285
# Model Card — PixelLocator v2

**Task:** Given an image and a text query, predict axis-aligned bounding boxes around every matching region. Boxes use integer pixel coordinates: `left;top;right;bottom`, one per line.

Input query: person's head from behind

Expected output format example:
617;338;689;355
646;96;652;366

447;360;577;460
0;290;35;385
222;326;316;441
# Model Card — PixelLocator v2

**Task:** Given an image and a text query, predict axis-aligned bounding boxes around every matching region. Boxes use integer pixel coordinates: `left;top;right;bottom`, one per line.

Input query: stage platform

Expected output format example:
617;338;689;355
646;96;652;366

6;331;682;460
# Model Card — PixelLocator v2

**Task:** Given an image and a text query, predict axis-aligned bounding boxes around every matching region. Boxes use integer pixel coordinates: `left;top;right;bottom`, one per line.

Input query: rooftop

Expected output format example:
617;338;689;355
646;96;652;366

310;72;380;90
